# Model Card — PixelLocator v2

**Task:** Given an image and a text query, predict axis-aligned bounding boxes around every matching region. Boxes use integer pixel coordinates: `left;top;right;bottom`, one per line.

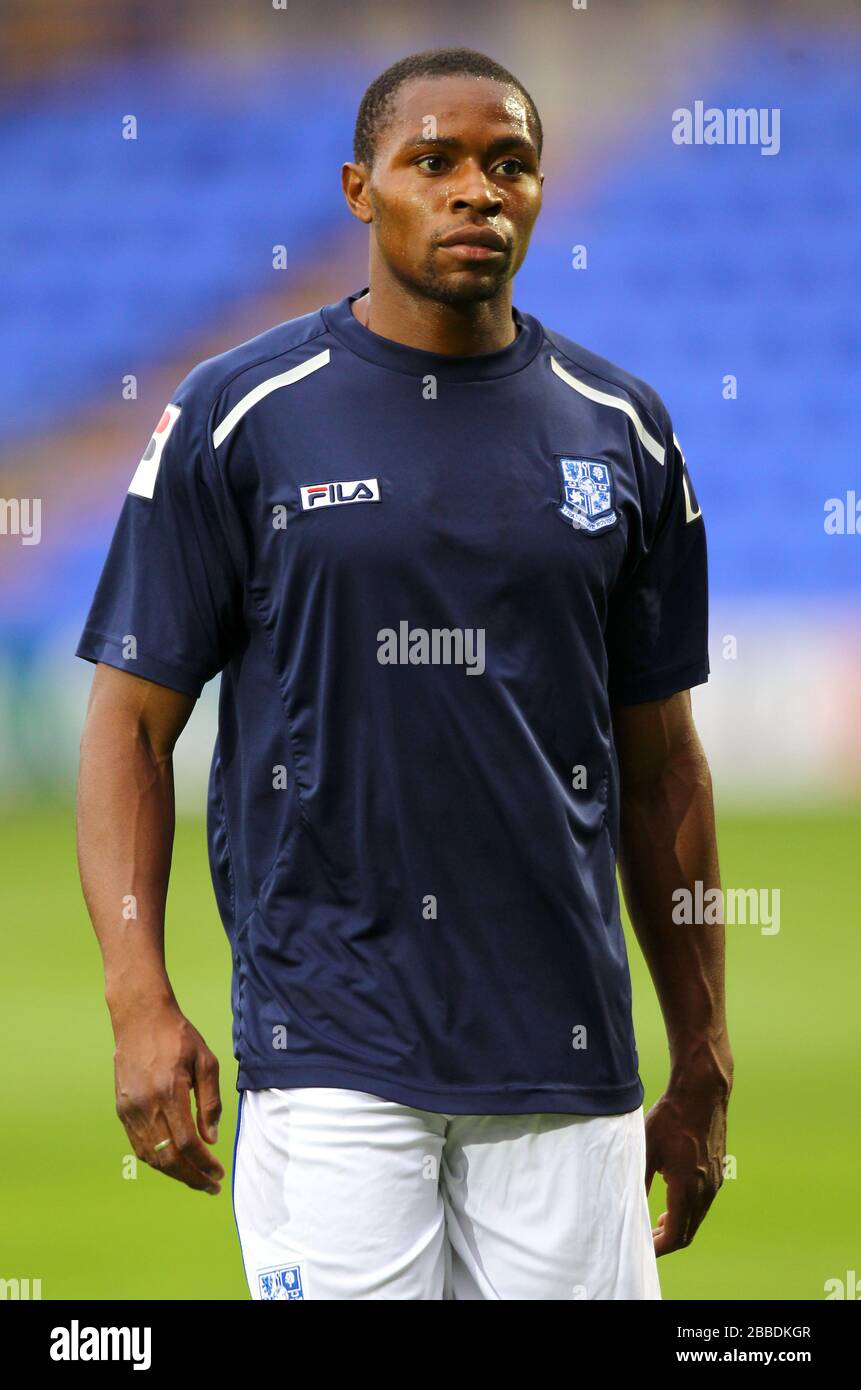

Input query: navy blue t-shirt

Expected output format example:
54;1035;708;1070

77;285;709;1115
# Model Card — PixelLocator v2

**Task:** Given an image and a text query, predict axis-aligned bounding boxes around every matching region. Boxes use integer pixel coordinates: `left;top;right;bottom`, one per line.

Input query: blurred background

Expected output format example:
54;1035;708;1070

1;0;859;1301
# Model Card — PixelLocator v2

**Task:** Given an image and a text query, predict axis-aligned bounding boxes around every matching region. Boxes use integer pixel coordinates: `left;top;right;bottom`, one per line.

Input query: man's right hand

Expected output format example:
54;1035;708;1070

112;999;225;1195
77;665;223;1196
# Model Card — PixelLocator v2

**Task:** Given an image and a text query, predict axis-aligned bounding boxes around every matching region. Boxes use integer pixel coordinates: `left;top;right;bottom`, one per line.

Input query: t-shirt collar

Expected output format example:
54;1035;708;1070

322;285;543;382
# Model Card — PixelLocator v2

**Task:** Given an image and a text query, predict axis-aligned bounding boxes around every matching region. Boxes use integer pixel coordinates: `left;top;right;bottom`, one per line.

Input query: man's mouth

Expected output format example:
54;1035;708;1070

437;225;508;261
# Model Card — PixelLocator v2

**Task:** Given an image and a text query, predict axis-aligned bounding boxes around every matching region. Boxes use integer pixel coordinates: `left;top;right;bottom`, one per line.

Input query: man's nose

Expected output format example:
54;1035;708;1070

448;164;504;215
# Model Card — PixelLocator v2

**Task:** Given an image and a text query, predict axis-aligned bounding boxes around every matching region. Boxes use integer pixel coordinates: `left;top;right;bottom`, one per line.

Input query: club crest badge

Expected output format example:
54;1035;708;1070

258;1263;305;1300
557;457;617;534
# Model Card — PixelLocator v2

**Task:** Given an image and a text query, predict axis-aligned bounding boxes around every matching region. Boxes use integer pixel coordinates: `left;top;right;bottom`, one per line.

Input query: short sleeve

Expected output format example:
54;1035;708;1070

606;427;709;705
75;371;244;699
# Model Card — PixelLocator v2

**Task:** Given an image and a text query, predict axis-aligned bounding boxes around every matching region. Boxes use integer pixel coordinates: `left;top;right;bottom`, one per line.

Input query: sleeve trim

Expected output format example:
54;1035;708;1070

75;628;209;700
608;657;710;707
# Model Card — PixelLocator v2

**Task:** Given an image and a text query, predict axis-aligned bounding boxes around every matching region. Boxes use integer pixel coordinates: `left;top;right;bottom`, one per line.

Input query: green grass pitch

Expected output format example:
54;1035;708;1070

1;803;858;1300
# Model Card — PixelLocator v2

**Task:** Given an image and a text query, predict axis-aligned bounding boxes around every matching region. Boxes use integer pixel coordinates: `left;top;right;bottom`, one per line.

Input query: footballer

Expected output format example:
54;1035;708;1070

76;47;733;1300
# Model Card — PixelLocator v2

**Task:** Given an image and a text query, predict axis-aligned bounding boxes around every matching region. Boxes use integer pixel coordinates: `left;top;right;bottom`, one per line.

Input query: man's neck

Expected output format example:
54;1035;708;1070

351;280;517;357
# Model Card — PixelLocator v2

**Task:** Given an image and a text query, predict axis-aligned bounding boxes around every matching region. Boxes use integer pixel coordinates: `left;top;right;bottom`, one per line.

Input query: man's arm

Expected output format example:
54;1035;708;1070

77;661;225;1195
612;688;733;1256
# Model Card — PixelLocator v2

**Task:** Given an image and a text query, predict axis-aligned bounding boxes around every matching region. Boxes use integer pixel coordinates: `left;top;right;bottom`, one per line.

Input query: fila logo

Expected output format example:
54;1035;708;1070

299;478;380;511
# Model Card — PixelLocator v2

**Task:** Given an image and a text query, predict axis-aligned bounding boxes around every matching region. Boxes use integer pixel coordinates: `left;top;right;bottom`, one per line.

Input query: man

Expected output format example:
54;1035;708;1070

76;47;733;1301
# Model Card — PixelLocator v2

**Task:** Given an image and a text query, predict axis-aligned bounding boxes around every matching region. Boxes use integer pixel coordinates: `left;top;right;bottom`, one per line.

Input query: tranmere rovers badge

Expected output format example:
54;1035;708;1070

258;1263;305;1300
557;457;617;534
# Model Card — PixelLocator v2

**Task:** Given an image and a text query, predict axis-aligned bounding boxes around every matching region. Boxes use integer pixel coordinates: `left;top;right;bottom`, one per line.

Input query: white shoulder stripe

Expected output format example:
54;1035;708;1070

212;347;331;449
550;355;665;466
673;431;702;521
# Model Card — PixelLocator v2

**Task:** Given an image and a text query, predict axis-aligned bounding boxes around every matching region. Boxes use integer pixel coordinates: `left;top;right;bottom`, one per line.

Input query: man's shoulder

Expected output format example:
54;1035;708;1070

173;303;332;419
538;319;672;442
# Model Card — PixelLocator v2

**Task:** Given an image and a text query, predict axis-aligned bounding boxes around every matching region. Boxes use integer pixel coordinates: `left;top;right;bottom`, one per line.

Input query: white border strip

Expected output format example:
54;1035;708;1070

550;355;665;466
213;348;331;449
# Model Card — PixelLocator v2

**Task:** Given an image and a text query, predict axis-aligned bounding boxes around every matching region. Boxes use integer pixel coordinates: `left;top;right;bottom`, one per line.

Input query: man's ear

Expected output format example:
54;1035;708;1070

341;162;374;226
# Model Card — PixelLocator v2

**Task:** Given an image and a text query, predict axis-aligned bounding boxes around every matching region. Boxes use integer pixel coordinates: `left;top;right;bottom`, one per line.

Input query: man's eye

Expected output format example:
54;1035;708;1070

416;155;447;172
495;158;525;176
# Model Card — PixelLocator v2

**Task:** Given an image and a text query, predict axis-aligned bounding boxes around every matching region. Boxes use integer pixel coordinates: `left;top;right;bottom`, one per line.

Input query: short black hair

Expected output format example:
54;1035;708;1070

353;47;543;170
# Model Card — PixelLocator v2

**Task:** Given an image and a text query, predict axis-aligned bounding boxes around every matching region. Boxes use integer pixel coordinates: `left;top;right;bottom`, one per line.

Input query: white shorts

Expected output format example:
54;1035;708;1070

232;1087;661;1301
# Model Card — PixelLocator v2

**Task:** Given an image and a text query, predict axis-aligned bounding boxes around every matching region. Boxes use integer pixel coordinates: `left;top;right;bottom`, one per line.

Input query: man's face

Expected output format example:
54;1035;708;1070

356;74;544;305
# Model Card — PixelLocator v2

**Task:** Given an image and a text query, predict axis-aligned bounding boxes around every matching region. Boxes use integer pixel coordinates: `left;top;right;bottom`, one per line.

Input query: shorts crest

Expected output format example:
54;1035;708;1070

258;1263;305;1300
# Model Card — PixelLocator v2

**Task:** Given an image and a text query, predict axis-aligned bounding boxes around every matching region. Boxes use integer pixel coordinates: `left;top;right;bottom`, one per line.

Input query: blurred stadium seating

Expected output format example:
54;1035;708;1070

1;5;860;801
